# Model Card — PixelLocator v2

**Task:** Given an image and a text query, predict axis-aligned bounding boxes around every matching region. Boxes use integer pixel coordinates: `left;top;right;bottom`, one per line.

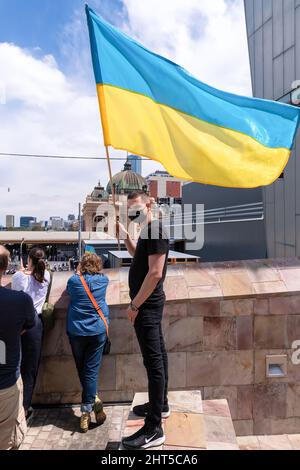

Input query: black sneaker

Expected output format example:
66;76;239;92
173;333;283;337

26;407;34;427
133;402;171;418
122;424;165;450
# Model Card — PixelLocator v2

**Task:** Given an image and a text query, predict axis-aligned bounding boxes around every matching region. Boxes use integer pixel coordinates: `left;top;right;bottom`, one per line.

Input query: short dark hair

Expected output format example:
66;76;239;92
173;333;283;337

127;190;149;202
0;245;9;273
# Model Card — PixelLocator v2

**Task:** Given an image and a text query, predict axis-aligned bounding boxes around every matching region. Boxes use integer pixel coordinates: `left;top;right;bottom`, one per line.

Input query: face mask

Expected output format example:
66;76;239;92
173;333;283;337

128;207;147;224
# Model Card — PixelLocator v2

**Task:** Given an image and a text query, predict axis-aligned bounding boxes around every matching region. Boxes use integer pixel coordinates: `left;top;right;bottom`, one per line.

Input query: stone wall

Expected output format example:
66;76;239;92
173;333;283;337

4;258;300;436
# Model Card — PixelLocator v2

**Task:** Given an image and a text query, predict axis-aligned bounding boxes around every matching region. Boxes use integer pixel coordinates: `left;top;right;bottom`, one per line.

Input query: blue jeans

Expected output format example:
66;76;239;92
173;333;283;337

69;333;107;412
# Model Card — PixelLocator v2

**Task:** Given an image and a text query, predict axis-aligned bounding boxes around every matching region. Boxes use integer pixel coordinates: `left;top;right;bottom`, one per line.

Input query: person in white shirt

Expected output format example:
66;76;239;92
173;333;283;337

12;247;50;417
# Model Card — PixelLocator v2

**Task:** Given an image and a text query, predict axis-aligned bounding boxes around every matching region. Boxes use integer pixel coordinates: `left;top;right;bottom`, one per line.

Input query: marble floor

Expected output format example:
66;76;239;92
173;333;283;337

19;402;300;451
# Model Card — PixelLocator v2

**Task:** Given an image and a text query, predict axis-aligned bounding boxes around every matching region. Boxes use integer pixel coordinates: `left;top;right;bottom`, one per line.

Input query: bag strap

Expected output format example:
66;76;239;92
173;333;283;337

45;269;53;303
79;274;109;337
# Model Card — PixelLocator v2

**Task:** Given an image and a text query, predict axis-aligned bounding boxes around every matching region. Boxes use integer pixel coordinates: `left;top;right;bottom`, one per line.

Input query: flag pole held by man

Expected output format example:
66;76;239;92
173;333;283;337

85;4;300;450
85;5;300;189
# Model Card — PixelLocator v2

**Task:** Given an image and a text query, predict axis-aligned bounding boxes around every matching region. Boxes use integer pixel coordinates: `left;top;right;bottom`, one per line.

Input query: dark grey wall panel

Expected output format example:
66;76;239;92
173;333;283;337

296;6;300;79
244;1;300;259
244;0;255;36
283;0;295;51
273;53;284;98
284;47;296;94
248;35;255;89
263;0;273;23
184;220;267;262
254;0;263;31
265;202;275;257
275;242;285;258
296;216;300;256
296;133;300;214
263;19;274;99
273;0;284;57
254;27;264;97
265;185;275;204
285;242;296;257
274;182;285;251
284;150;296;250
182;183;266;262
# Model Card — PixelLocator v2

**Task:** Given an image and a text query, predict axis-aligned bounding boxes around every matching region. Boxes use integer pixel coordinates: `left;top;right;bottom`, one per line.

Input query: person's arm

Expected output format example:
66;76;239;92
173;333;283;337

116;221;136;256
132;253;166;309
19;256;25;271
11;271;27;291
21;293;36;334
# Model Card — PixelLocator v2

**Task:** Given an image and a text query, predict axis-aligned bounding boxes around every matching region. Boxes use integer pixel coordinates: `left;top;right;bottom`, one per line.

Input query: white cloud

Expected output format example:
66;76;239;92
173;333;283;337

0;42;116;225
0;0;251;226
121;0;251;96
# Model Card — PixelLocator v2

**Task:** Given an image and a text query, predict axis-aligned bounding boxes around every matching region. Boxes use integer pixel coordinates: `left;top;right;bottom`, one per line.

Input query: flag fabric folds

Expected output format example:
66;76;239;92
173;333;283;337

84;245;96;254
86;5;300;188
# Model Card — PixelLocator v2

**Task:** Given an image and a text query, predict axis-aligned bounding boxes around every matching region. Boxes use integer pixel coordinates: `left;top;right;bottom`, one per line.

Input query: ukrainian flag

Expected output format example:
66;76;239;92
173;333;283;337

86;5;300;189
85;244;96;254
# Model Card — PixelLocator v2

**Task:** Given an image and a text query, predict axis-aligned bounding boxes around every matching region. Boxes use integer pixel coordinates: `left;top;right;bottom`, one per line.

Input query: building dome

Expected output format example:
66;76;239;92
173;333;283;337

90;181;108;201
106;161;148;195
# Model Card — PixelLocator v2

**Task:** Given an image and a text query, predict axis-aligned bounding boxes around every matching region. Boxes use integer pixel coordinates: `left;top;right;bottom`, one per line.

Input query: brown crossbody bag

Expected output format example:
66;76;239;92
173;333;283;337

79;274;111;355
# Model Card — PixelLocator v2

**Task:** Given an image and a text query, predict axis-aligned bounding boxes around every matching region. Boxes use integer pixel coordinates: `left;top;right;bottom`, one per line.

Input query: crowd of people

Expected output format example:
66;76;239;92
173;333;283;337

0;190;170;450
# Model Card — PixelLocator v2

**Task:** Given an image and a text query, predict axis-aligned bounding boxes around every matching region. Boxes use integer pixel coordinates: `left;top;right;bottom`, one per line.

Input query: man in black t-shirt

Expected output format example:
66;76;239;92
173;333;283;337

0;245;35;449
118;191;169;450
128;219;169;308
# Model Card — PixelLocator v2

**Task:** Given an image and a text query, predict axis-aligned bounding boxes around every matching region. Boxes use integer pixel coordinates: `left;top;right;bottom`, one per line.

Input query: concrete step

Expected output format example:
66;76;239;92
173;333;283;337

120;390;239;450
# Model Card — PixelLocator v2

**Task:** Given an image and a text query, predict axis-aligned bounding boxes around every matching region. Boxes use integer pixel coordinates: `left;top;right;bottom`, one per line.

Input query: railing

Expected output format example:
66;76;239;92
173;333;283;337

163;202;264;228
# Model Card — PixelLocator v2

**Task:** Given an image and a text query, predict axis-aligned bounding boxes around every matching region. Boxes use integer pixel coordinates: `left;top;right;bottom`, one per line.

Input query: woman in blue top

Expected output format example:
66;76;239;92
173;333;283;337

67;252;109;433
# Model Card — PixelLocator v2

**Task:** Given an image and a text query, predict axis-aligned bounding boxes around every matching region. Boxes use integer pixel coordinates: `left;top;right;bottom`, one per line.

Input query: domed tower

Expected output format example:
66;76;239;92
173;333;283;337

90;181;108;200
82;180;110;232
106;161;148;195
82;161;148;234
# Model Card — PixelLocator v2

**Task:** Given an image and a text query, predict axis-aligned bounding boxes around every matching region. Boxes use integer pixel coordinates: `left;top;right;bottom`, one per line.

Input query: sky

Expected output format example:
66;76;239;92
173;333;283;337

0;0;252;226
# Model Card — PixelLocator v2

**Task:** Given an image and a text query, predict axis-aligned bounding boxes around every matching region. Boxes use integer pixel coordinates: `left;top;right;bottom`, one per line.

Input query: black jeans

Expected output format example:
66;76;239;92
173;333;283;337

21;315;43;412
134;303;168;428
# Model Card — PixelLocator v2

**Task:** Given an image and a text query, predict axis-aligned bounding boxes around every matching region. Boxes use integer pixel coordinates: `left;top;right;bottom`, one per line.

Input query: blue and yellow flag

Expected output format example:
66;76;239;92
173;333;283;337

86;5;300;188
84;244;96;254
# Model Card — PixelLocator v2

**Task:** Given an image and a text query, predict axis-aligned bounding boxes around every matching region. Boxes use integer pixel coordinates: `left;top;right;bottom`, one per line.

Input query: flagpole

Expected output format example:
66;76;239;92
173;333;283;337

105;145;121;251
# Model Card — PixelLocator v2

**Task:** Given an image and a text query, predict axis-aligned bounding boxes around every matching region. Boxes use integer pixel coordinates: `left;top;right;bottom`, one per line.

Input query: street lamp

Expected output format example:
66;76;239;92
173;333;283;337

291;81;300;106
277;81;300;106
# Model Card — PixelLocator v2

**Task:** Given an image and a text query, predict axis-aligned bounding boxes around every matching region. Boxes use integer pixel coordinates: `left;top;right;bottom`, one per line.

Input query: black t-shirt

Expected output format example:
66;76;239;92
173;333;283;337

0;286;36;389
129;219;169;307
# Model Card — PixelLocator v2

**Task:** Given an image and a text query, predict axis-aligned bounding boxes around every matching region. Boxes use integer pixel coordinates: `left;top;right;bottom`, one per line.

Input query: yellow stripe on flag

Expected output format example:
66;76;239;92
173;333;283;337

97;84;290;188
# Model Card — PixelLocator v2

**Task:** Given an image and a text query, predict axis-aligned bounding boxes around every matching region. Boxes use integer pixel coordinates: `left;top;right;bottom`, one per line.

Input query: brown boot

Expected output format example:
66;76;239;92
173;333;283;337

93;395;106;425
80;412;91;433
